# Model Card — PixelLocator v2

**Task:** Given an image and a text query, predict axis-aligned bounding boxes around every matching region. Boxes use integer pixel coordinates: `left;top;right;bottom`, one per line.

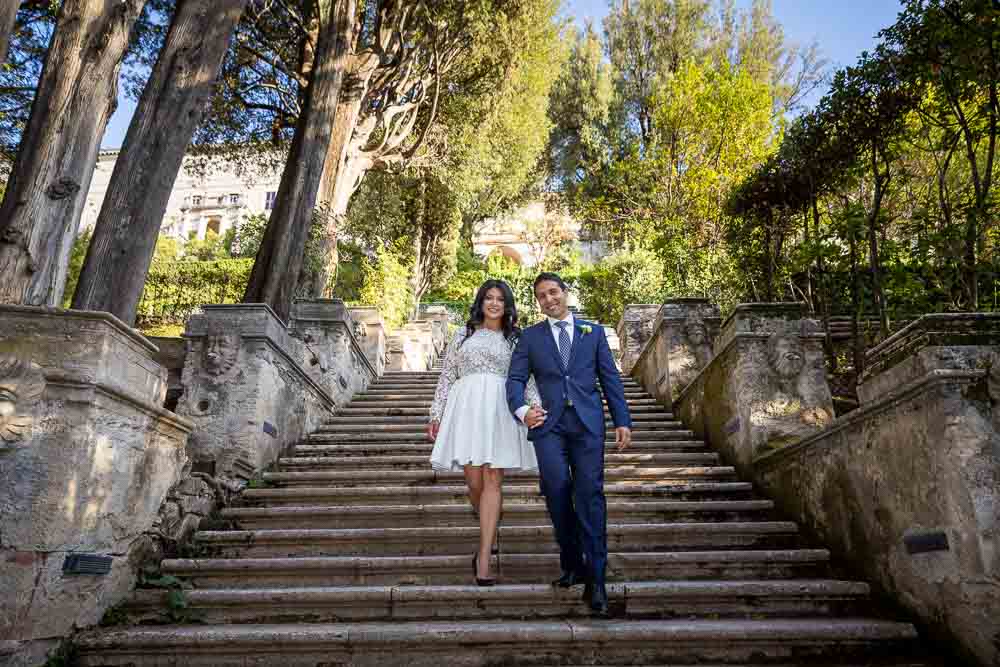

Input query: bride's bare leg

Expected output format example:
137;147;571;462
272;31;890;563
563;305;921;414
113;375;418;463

464;464;484;518
477;465;504;579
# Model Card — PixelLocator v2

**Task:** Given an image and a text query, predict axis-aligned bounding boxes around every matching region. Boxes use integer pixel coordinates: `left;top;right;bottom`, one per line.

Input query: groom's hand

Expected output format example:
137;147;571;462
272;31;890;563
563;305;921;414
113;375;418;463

525;406;547;429
615;426;632;451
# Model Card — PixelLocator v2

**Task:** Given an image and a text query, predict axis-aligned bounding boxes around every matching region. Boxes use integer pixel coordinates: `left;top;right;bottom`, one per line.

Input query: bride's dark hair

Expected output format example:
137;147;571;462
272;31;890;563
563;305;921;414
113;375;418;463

462;279;520;346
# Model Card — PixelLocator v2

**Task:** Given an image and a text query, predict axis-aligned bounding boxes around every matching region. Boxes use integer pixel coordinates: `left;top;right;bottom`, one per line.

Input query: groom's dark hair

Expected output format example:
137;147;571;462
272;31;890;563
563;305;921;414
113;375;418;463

533;272;568;293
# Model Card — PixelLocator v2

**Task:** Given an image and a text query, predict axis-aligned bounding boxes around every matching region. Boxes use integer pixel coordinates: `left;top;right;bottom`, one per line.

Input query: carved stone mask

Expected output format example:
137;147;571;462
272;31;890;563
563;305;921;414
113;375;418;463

203;334;239;377
685;320;708;346
0;357;45;445
767;335;805;380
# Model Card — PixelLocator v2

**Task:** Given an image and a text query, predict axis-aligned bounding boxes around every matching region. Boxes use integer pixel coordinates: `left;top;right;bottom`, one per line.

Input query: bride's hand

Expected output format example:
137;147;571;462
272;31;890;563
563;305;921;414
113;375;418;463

525;406;547;429
427;421;440;442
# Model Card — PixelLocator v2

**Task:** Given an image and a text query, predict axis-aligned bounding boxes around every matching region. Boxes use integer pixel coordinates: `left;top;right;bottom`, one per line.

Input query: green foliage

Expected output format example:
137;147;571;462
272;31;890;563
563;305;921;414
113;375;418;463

100;602;130;627
136;258;254;330
577;249;669;325
358;245;414;332
62;228;92;308
182;230;229;261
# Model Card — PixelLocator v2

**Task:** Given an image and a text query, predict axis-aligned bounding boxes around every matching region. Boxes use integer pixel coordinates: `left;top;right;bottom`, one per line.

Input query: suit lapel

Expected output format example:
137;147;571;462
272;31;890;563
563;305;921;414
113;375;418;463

538;321;566;371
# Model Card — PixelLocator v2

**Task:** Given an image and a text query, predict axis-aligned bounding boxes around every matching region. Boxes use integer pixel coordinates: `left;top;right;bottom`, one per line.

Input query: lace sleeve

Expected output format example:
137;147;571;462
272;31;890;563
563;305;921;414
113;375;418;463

525;375;542;407
429;328;466;422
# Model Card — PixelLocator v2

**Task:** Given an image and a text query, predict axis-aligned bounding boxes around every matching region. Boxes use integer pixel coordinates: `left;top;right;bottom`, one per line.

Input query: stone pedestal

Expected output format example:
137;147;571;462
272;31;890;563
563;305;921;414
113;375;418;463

421;307;452;357
616;304;661;373
0;306;191;661
632;299;722;403
348;307;388;377
177;304;337;481
674;303;834;473
753;313;1000;666
387;320;443;372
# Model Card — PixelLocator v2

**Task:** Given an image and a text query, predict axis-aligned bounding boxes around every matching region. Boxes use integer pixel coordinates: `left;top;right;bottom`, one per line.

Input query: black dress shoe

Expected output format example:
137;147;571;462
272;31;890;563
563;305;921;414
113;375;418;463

552;570;587;588
587;581;609;617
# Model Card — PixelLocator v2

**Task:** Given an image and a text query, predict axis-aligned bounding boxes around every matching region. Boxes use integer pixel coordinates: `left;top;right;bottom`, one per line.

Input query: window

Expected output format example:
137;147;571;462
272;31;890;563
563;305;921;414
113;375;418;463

265;191;277;210
192;195;203;207
207;217;222;236
230;193;241;205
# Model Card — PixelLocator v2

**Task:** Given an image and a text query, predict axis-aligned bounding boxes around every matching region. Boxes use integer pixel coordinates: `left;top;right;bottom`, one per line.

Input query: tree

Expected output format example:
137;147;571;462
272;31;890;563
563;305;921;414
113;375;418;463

242;0;356;320
72;0;248;325
0;0;18;66
0;0;149;307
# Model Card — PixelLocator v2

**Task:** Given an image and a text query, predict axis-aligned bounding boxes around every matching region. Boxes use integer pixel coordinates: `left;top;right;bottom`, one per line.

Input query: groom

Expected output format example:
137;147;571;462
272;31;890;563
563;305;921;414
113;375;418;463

506;272;632;617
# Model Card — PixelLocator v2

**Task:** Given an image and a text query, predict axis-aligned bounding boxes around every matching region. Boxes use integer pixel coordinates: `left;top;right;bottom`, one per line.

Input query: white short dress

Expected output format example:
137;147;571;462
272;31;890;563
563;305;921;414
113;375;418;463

429;328;540;472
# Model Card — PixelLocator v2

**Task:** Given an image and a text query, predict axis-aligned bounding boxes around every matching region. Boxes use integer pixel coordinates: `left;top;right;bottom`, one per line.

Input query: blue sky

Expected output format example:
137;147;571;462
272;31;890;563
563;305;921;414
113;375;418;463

99;0;905;149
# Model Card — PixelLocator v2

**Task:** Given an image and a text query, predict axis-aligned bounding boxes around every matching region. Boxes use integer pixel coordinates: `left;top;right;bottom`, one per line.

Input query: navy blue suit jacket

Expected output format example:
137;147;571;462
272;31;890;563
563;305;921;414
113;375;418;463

506;318;631;440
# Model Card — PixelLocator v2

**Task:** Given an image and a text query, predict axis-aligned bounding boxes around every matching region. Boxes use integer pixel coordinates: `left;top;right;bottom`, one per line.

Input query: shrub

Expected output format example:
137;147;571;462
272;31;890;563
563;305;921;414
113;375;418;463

357;246;413;331
136;258;254;329
577;249;667;324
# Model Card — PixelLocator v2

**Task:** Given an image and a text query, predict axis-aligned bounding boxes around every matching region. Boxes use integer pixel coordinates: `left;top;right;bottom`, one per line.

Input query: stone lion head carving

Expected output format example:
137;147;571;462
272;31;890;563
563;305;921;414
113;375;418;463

202;333;240;378
766;334;806;381
0;357;45;446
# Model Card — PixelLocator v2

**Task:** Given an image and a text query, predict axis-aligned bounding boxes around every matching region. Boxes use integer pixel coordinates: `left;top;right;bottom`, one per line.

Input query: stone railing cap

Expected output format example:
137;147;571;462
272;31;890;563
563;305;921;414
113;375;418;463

719;302;808;332
0;304;160;355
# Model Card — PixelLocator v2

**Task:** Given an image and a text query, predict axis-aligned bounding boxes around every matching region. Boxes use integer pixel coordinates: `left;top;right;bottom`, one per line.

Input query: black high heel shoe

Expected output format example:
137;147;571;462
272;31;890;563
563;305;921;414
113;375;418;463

472;553;496;587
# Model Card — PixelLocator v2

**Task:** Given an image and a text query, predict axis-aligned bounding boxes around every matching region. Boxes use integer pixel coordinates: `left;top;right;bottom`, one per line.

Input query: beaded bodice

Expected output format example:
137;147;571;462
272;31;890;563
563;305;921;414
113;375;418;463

429;328;540;422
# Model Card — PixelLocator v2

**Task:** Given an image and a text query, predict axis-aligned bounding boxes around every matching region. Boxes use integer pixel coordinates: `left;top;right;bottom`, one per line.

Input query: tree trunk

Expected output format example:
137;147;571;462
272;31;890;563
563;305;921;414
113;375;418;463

812;193;836;372
0;0;147;307
71;0;248;324
0;0;18;64
297;53;377;297
243;0;356;321
849;218;865;378
867;144;890;339
763;212;774;302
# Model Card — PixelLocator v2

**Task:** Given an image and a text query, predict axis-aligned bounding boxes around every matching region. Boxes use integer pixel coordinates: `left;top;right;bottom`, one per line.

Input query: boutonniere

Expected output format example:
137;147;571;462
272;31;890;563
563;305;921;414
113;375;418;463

580;324;593;335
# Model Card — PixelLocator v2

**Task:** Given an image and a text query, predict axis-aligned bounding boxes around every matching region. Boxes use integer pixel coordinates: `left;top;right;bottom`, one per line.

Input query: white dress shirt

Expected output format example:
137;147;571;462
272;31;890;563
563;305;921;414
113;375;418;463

515;312;575;424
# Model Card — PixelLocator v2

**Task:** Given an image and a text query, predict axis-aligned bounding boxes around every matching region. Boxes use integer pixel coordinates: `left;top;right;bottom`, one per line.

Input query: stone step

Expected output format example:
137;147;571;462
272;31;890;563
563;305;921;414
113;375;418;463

333;403;671;416
320;415;681;427
349;394;662;405
276;452;721;471
159;549;834;588
240;481;756;506
260;465;735;487
221;499;776;530
289;440;711;457
356;390;656;400
367;381;645;391
192;522;800;557
304;429;698;443
313;420;686;434
76;618;919;667
124;579;872;625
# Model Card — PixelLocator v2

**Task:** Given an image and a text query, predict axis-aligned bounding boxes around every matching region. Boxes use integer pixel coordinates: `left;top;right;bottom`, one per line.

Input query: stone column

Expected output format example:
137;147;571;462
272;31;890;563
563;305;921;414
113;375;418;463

290;299;377;403
616;304;661;373
348;307;387;377
632;299;722;404
675;303;835;473
176;304;336;481
0;306;191;662
421;306;452;358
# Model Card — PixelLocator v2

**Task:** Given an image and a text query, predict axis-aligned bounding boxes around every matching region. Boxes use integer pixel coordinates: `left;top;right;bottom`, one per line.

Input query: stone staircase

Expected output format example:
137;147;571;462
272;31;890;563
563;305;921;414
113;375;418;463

77;359;937;665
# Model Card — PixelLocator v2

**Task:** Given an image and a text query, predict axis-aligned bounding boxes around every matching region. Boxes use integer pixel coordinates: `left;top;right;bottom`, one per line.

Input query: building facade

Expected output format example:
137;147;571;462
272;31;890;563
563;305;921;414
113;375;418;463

83;151;607;266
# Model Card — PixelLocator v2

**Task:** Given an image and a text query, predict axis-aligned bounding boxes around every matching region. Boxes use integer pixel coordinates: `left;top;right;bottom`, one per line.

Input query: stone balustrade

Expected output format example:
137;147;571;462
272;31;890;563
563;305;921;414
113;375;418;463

632;303;1000;666
0;306;193;665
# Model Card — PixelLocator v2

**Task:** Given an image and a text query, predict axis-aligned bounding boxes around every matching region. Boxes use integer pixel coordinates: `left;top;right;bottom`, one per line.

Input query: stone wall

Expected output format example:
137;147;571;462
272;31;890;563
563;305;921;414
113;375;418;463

754;314;1000;666
0;306;192;666
386;314;450;372
672;303;834;474
630;299;721;404
177;301;374;481
348;307;388;377
653;308;999;666
616;304;661;373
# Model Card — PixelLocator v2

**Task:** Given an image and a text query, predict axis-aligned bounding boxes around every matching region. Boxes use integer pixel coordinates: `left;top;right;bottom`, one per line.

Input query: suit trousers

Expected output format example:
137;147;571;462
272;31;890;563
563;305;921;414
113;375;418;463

532;406;607;583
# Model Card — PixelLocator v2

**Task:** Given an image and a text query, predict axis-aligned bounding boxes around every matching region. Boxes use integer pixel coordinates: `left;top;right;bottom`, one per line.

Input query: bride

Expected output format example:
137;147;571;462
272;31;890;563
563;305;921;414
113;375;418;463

427;279;542;586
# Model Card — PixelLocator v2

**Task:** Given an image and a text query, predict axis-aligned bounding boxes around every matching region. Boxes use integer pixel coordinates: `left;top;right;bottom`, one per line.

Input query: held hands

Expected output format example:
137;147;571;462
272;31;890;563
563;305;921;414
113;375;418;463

615;426;632;451
524;405;548;429
426;421;440;443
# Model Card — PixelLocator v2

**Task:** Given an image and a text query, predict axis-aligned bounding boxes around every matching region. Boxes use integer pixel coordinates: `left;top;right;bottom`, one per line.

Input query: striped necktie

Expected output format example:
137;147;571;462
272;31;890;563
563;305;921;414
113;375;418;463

555;321;571;368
